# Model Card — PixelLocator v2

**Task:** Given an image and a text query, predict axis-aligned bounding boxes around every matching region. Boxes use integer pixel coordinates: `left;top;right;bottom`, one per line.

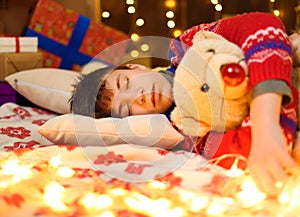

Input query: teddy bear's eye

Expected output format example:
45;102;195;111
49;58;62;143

200;83;210;92
206;49;215;54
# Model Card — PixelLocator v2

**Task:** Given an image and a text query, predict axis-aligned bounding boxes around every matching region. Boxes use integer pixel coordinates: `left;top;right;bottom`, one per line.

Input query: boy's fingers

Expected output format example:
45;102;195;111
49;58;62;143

269;158;288;182
277;150;298;176
250;164;273;195
249;161;283;196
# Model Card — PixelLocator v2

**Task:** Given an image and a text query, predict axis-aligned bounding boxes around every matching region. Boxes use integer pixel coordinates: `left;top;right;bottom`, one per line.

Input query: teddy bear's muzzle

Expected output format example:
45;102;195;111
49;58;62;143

221;63;246;86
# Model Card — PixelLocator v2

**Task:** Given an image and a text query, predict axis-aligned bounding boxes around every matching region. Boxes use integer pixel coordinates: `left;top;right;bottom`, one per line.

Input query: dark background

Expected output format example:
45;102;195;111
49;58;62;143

101;0;299;37
100;0;299;66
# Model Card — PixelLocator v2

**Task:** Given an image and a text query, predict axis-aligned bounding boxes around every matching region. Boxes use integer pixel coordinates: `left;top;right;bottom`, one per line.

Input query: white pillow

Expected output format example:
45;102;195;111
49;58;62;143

38;113;184;149
81;61;109;75
5;68;80;114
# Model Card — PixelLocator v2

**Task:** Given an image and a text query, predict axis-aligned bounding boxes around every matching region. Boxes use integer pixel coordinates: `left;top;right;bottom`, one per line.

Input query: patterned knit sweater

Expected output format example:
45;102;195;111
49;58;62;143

168;12;293;103
168;12;298;169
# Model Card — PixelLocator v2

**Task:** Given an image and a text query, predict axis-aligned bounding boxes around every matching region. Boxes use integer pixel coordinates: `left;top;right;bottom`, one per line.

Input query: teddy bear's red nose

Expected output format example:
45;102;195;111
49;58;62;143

221;63;245;86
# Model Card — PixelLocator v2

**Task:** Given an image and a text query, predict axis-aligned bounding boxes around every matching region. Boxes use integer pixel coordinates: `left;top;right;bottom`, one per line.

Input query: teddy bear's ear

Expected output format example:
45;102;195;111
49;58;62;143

192;30;226;44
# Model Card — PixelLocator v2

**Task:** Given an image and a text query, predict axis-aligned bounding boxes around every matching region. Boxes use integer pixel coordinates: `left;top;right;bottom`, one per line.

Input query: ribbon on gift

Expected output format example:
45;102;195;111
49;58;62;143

25;15;110;69
0;34;20;52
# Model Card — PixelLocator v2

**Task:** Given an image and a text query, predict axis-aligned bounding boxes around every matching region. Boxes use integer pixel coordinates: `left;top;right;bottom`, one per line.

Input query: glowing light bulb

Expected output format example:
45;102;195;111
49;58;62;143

226;158;245;177
278;191;291;204
99;211;115;217
273;10;280;16
206;198;226;216
57;166;75;178
80;193;113;210
173;29;182;37
166;10;174;18
1;159;33;183
136;18;145;26
0;181;8;188
110;188;127;196
178;189;196;201
126;0;134;4
236;178;267;207
148;180;167;189
189;196;209;212
127;6;135;14
215;4;222;11
102;11;110;18
167;20;175;28
44;182;68;211
125;193;185;217
130;50;139;57
131;33;139;41
49;155;62;168
140;43;149;52
165;0;176;8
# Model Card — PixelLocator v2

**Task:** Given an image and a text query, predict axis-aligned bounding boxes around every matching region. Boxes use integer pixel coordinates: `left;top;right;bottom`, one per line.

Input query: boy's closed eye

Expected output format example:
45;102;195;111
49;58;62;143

117;74;129;90
116;74;131;117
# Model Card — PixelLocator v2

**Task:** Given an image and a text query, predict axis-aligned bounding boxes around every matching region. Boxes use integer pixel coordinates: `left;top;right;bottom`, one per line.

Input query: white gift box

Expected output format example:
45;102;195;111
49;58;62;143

0;37;38;53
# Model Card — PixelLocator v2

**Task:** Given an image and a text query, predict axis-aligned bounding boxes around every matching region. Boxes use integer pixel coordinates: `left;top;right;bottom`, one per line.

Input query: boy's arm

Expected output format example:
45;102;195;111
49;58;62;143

248;92;297;196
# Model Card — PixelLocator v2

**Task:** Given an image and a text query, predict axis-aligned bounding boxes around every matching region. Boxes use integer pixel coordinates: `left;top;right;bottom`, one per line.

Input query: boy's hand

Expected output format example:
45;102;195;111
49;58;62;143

248;125;296;196
249;92;298;196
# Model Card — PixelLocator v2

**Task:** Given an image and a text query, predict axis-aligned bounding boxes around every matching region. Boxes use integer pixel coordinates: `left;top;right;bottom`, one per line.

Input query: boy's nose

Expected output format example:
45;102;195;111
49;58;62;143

122;88;145;105
135;94;145;105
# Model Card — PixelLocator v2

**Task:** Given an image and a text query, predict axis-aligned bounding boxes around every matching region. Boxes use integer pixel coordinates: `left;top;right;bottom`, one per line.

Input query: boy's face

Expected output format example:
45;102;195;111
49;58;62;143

104;66;173;118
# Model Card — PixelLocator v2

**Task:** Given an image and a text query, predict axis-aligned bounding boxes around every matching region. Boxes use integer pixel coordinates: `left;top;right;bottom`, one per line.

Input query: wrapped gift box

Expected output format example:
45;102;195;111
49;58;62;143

0;82;33;106
0;52;43;81
0;36;38;53
25;0;129;71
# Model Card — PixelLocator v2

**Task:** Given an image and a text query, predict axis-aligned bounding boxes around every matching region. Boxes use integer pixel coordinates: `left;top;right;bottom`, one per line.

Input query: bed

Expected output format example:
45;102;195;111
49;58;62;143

0;67;300;217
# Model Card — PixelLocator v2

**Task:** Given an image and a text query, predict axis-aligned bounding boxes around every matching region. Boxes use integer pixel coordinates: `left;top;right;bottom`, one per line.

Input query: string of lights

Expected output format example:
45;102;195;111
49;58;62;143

99;0;286;60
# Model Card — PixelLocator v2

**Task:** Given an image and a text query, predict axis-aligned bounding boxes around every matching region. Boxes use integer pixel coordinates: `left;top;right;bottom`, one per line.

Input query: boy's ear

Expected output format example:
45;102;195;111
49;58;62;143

126;64;147;70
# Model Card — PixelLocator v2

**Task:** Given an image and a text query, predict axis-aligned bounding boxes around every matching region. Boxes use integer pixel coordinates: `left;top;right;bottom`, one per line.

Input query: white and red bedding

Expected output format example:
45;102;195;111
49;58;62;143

0;102;299;217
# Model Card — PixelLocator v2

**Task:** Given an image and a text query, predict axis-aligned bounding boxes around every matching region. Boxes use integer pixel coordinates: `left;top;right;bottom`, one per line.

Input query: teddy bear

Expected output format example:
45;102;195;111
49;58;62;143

170;30;299;168
171;30;249;138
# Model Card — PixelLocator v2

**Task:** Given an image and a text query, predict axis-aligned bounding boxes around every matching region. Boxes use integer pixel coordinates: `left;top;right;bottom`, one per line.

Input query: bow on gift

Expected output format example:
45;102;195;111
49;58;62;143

0;34;38;53
0;34;20;52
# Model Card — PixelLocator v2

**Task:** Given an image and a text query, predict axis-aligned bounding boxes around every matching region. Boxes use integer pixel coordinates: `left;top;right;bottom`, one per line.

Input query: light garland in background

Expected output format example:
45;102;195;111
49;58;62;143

100;0;283;58
210;0;223;20
210;0;222;12
210;0;281;18
269;0;280;17
101;0;283;33
125;0;140;41
125;0;143;58
1;152;300;216
100;0;181;58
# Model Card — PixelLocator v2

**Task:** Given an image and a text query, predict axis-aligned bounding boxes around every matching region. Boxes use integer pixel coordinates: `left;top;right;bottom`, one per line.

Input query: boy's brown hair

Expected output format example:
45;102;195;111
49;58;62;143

69;65;131;119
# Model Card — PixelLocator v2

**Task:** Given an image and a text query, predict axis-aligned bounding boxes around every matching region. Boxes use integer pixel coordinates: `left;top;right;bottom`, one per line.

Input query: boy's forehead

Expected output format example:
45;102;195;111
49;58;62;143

102;69;126;94
107;68;127;78
104;69;131;84
104;68;158;87
104;69;118;87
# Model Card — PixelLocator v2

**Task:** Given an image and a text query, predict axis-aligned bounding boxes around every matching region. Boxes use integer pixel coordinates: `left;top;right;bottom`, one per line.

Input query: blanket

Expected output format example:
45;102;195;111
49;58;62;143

0;103;299;217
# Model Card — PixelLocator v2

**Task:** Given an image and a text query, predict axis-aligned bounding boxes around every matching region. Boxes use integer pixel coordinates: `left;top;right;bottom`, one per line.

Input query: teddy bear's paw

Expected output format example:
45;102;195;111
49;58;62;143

292;49;300;67
290;33;300;67
170;107;183;128
171;108;210;137
181;118;210;137
192;30;225;43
